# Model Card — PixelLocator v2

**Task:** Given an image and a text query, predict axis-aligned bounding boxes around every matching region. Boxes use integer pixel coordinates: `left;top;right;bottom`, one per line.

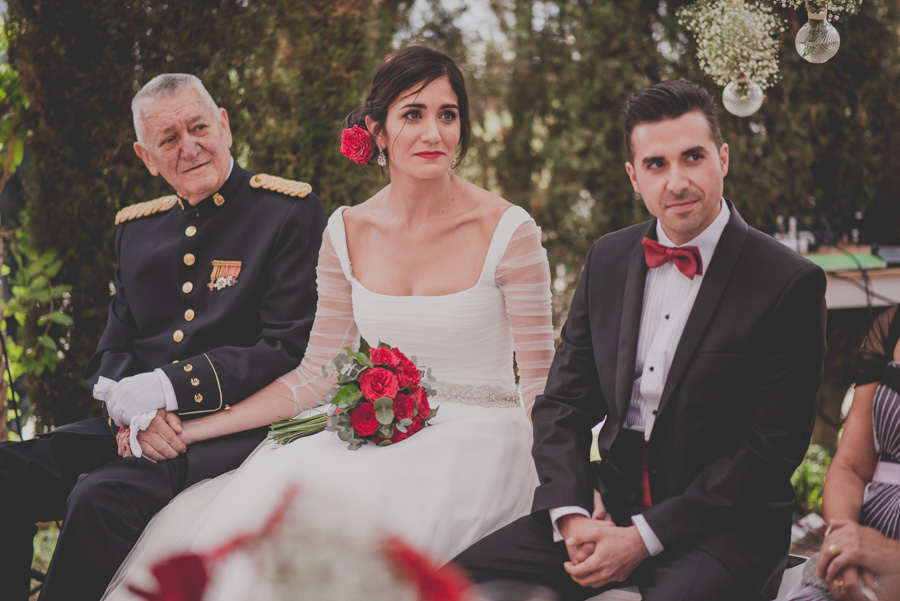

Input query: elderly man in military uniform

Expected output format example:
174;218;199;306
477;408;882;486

0;73;326;601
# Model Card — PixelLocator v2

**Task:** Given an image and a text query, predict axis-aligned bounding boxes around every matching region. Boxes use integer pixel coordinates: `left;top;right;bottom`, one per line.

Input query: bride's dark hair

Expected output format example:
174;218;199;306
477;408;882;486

342;46;471;166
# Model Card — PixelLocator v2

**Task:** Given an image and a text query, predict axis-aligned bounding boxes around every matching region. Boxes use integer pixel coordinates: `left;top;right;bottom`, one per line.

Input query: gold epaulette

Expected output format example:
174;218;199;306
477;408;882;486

115;195;180;225
249;174;312;198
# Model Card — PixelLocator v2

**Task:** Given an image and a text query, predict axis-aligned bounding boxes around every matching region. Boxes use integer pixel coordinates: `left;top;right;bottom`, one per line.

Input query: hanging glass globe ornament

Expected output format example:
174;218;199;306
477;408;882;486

795;10;841;63
722;80;764;117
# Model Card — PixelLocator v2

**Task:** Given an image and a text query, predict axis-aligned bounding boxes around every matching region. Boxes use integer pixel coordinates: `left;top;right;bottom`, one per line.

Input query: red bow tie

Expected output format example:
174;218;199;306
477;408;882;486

642;237;704;280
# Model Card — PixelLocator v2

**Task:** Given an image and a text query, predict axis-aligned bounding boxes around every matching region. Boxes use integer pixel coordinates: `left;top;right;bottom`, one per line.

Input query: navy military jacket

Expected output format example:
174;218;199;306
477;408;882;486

85;164;325;420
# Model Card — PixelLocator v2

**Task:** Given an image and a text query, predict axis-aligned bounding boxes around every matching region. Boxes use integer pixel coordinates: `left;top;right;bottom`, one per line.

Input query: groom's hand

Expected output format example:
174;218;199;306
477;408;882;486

562;520;649;589
560;514;598;565
558;491;613;565
136;410;186;462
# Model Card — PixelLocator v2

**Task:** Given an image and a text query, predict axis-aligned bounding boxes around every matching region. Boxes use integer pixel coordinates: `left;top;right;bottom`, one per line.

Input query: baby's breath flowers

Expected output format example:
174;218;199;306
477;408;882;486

778;0;861;17
678;0;784;89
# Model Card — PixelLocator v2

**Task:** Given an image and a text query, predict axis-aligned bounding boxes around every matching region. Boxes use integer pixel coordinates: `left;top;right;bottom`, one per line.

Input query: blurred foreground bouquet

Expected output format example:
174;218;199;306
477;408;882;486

129;484;472;601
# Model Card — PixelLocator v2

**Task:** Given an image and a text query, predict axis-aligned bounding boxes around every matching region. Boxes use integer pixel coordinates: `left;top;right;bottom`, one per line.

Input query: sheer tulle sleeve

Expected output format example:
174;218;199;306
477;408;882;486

856;305;900;386
276;230;359;415
495;219;555;410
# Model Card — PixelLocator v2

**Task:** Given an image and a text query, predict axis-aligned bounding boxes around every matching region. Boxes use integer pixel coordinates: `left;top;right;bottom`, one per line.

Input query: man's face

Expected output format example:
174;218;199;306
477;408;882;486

133;87;233;205
625;110;729;246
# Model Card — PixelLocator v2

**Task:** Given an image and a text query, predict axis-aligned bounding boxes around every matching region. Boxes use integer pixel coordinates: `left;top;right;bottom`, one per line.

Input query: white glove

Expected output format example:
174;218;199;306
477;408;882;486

127;410;157;458
98;369;176;427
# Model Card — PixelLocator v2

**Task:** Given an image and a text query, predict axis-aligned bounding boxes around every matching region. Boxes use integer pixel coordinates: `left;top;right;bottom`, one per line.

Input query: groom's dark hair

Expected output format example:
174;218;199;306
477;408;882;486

622;79;723;162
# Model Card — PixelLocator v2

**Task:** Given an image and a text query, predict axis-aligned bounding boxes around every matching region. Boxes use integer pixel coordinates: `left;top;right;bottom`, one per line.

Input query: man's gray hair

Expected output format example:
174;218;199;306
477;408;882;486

132;73;218;144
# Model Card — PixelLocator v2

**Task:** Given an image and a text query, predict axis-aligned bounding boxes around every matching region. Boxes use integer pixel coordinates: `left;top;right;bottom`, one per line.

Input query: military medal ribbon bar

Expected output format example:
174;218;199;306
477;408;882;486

208;260;242;291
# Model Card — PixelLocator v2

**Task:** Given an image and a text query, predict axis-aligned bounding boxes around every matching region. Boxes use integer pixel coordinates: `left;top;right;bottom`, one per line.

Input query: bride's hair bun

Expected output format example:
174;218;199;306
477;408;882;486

341;106;369;132
341;46;471;167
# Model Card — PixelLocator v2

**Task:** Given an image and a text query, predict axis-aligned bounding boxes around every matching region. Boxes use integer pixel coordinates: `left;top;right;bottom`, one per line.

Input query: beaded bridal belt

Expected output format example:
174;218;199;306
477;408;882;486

430;381;521;408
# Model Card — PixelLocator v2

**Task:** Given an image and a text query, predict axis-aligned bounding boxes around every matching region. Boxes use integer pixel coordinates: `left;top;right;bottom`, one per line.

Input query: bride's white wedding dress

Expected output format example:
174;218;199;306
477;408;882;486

102;205;553;599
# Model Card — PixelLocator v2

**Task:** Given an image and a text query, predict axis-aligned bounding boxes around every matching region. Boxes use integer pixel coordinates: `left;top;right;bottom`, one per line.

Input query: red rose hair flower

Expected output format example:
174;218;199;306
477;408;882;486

340;125;374;164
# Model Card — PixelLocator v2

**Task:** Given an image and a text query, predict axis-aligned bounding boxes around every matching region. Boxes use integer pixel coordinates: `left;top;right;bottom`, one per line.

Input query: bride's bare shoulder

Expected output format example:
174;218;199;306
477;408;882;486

341;188;389;229
458;178;514;223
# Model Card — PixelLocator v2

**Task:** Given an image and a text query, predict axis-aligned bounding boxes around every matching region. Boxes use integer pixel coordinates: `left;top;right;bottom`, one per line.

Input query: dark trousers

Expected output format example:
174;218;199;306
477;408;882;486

453;513;762;601
0;417;267;601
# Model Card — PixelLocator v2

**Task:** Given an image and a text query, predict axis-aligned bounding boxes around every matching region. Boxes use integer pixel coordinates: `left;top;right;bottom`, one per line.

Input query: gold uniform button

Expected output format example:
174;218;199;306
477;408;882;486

184;309;195;321
182;282;194;294
190;377;200;386
173;330;184;342
183;253;196;266
185;226;197;237
183;364;193;372
194;393;203;403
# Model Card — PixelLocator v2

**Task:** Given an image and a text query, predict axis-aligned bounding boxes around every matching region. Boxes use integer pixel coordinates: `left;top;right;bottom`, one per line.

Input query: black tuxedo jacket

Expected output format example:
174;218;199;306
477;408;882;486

531;202;826;598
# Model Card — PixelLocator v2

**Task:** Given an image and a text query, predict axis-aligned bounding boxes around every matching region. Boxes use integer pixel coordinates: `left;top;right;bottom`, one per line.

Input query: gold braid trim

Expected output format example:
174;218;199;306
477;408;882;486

249;174;312;198
115;195;180;225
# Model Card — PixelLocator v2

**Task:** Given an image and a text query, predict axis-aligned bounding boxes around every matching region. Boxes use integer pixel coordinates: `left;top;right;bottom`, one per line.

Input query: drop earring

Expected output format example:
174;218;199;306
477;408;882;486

450;156;459;169
377;147;387;167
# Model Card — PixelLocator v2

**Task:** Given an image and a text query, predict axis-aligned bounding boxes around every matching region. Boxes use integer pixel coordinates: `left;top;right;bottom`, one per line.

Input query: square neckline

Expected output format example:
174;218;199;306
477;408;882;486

332;204;526;299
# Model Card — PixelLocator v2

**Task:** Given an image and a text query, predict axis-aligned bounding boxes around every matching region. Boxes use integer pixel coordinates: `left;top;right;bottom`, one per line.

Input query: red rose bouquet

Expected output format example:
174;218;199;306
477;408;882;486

269;343;437;450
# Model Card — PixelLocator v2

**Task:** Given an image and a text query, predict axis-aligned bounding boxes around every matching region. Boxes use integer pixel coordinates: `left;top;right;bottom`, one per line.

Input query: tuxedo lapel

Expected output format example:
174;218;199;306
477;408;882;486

614;222;654;422
657;203;749;416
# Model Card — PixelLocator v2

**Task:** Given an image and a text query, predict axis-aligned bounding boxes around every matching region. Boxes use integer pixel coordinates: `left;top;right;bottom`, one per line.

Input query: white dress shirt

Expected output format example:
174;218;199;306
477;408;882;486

551;199;730;557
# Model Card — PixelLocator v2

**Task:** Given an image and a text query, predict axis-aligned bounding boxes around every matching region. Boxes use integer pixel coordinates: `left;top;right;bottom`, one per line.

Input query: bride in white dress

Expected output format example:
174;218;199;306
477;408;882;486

102;46;554;599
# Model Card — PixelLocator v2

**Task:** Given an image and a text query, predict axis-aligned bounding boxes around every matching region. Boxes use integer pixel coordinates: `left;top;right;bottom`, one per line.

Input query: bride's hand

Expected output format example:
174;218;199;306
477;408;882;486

135;410;186;462
116;427;134;457
178;417;198;447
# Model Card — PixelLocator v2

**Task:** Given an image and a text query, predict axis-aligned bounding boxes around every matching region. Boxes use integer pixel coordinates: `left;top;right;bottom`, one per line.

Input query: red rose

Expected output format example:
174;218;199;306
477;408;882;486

394;354;421;389
369;346;399;367
377;427;409;445
385;537;471;601
349;401;379;437
128;553;209;601
410;385;430;418
340;125;374;164
407;416;424;435
391;347;411;364
392;394;415;421
358;367;400;401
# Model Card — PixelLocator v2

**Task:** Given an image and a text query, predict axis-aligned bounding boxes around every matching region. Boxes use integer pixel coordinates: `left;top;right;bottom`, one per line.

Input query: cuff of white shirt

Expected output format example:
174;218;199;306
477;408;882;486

549;506;591;542
631;514;664;556
155;368;178;412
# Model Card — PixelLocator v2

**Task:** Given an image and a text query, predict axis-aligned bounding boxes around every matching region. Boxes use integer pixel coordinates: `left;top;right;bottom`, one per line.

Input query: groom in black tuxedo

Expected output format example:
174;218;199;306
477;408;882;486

455;80;826;600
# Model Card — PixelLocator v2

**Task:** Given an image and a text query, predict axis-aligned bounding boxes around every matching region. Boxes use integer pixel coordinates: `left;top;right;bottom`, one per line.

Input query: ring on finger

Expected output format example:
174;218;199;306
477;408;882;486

832;578;843;593
829;543;839;556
